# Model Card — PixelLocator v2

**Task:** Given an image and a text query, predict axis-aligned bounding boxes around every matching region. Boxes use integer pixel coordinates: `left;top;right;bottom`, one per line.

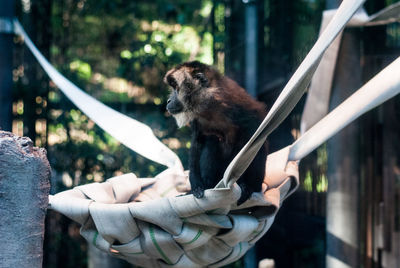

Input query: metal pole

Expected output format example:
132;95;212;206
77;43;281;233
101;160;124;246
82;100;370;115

243;0;258;97
243;2;259;266
0;0;14;131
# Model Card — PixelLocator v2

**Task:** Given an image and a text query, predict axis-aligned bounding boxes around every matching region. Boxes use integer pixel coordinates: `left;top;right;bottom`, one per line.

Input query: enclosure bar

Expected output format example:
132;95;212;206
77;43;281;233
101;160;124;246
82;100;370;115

244;0;258;97
0;2;14;131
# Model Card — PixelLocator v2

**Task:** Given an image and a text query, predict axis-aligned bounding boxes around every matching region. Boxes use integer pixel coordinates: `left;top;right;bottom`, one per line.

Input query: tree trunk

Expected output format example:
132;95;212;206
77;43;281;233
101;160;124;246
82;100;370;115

0;131;51;267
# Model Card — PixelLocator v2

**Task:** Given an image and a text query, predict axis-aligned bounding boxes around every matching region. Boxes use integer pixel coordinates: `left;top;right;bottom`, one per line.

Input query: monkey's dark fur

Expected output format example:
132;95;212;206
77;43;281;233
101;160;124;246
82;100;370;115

164;61;268;205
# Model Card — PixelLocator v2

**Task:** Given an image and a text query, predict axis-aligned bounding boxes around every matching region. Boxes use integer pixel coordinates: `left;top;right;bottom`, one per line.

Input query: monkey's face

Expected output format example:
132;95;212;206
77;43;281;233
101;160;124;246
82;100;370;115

164;61;210;128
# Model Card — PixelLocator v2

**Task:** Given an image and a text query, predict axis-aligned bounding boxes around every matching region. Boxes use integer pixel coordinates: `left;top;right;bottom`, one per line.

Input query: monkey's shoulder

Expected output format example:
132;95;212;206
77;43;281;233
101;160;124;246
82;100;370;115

225;105;264;128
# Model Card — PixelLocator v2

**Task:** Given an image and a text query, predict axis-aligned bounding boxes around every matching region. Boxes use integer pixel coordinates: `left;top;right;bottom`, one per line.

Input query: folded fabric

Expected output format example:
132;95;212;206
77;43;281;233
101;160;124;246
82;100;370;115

49;148;298;267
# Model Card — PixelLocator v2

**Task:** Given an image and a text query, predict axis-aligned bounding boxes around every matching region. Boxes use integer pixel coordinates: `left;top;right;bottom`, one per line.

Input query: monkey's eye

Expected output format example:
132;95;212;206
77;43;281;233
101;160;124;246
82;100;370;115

167;76;178;89
194;73;208;87
193;73;204;80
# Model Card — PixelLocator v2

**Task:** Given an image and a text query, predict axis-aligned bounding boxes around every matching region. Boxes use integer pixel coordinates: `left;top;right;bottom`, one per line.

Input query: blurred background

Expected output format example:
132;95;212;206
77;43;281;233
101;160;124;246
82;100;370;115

1;0;400;267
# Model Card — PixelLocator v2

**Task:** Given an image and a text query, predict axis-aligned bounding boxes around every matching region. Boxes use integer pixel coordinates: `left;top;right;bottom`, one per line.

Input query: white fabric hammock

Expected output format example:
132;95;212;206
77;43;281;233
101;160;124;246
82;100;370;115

12;0;400;266
49;149;298;267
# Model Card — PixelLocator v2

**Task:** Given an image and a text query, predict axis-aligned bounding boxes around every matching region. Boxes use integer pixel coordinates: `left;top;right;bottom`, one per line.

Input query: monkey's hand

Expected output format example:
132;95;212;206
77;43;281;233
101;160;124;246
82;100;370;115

237;182;253;206
189;186;205;199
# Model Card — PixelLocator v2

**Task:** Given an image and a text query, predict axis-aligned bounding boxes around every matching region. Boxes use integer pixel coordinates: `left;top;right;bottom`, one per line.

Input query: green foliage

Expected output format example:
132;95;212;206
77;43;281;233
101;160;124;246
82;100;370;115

301;144;328;193
69;60;92;81
46;0;215;192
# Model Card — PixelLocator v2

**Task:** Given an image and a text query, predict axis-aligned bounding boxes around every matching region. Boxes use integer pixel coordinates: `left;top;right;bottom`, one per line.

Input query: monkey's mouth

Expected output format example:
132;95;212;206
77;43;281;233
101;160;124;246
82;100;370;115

166;102;184;115
166;107;183;115
171;112;192;128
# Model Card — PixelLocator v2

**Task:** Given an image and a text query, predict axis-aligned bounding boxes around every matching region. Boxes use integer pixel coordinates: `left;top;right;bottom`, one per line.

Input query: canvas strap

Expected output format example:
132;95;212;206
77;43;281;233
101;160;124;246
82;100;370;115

219;0;368;188
13;20;183;170
290;56;400;161
300;2;400;133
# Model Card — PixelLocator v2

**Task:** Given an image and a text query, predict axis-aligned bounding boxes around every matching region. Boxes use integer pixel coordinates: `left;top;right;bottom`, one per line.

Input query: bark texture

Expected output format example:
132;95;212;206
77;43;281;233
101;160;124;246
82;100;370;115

0;131;50;267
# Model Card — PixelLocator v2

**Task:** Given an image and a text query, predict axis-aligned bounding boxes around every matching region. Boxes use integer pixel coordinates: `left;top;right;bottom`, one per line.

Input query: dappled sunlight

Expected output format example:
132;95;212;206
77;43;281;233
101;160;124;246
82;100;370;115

162;137;182;150
48;124;67;145
103;77;146;98
12;100;24;115
301;145;328;193
69;60;92;81
69;129;94;144
140;20;182;34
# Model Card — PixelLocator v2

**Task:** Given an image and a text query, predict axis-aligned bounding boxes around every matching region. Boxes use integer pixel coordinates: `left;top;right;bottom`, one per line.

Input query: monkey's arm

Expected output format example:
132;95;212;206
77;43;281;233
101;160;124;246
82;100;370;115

199;136;226;190
236;145;267;205
232;115;268;205
189;120;206;198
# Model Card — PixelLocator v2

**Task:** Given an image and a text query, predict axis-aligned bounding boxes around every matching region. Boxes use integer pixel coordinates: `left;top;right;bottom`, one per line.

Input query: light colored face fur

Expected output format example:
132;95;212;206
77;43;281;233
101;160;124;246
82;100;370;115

172;112;193;128
164;66;209;128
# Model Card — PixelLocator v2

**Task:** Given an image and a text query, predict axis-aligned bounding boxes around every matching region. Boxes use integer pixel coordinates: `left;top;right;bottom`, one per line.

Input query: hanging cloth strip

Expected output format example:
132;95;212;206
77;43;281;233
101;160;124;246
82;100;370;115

13;20;183;170
218;0;370;188
9;0;400;266
300;2;400;133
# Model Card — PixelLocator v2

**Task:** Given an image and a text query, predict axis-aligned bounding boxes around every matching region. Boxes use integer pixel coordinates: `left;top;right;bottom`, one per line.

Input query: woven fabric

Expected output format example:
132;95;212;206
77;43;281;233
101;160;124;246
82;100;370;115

49;147;298;267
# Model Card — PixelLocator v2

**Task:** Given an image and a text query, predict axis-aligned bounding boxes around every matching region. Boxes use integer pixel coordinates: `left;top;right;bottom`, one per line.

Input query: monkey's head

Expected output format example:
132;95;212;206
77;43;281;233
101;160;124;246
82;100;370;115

164;61;219;128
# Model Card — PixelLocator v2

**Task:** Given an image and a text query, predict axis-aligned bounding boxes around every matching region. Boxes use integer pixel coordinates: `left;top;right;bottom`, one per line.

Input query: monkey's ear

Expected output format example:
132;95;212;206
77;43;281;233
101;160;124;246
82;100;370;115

194;73;208;87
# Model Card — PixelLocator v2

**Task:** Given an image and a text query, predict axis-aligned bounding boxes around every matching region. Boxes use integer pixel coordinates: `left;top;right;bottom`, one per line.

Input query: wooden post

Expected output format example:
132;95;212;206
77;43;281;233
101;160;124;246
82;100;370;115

381;95;400;267
326;28;362;268
0;131;50;267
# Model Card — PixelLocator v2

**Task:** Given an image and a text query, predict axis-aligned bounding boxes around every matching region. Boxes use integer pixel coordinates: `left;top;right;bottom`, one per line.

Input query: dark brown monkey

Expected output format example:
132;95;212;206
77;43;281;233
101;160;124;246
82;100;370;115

164;61;267;205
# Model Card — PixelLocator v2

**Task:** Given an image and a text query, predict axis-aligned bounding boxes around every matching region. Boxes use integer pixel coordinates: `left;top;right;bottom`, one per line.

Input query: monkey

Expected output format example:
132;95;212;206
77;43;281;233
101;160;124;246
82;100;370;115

164;61;268;205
